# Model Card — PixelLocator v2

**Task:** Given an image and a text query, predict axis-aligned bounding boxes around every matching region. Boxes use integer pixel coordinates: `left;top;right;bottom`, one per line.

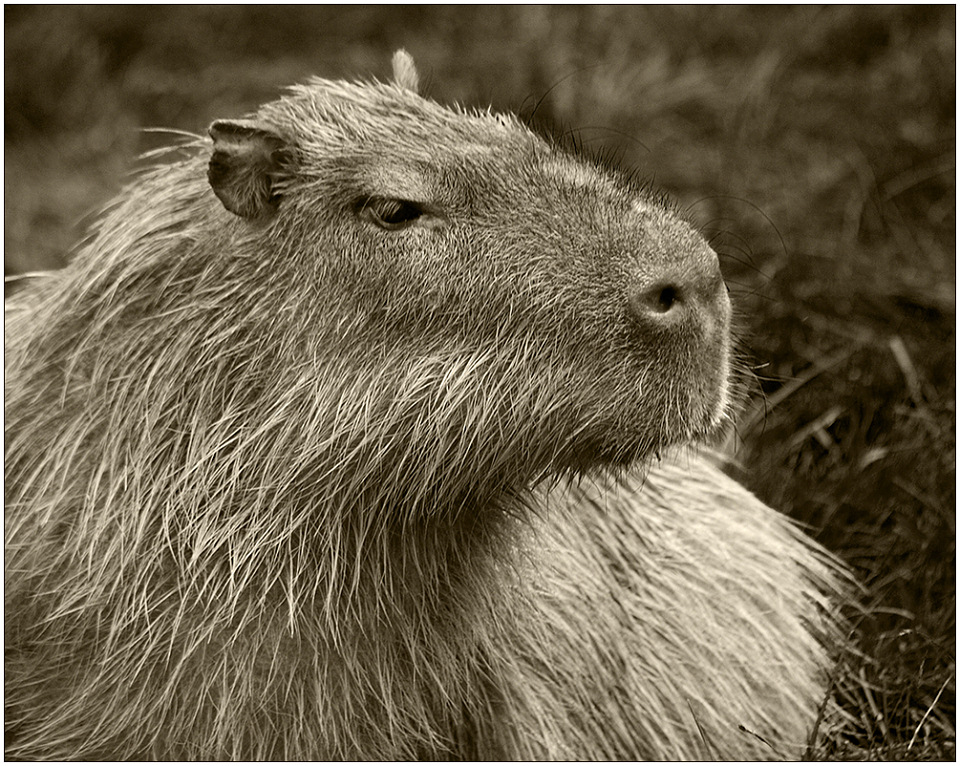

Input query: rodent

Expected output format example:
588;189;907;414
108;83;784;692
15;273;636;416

4;50;847;760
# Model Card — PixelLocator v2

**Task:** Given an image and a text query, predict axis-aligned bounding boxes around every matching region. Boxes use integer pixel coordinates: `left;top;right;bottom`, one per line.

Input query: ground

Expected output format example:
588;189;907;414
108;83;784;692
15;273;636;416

4;6;955;759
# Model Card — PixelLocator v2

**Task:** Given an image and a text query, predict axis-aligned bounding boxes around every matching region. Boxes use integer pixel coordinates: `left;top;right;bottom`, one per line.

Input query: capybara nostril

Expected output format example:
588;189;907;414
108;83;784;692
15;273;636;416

628;255;728;332
632;281;682;318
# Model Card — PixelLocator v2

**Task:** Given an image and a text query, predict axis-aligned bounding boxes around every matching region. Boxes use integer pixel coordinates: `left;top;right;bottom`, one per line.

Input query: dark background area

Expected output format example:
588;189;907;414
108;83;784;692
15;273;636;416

4;6;955;758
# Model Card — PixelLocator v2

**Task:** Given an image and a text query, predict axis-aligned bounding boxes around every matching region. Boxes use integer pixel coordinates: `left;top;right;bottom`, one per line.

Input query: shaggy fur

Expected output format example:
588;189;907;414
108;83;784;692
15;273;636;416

4;51;846;759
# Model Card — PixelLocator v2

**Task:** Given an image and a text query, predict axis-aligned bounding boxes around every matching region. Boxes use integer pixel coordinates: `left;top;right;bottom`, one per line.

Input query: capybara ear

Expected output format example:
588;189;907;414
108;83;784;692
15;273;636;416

391;49;419;94
208;119;292;219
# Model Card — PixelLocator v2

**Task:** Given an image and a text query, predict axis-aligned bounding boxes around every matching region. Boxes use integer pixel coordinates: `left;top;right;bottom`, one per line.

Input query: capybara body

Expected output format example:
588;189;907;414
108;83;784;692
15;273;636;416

4;52;845;760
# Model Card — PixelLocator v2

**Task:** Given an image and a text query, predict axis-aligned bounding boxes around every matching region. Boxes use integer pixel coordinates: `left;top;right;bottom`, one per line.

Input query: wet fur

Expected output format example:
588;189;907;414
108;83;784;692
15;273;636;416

5;53;846;759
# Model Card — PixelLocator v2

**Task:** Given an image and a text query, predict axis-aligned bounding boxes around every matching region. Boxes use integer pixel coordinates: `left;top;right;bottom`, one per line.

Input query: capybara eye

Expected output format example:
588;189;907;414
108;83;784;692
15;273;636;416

359;197;424;229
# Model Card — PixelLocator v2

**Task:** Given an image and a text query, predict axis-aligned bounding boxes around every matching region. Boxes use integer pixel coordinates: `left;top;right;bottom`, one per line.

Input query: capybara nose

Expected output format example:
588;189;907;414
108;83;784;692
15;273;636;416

627;253;729;334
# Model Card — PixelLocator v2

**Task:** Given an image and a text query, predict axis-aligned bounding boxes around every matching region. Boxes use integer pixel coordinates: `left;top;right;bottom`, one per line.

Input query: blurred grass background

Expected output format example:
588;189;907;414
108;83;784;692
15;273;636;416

4;6;955;759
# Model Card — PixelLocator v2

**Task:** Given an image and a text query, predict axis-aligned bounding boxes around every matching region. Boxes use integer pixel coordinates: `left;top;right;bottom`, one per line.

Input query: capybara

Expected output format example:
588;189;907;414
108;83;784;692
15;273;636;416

4;51;847;760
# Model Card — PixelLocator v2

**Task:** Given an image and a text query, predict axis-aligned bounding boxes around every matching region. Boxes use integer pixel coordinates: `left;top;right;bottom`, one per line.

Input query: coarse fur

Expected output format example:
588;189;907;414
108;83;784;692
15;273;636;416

4;51;848;760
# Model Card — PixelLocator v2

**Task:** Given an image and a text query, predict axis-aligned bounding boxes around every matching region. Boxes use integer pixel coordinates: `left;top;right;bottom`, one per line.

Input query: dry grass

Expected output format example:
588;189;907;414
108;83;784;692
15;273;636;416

4;6;955;759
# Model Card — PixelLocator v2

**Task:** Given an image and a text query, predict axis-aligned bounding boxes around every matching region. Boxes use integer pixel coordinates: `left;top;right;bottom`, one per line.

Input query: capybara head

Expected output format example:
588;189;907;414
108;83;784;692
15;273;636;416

202;51;731;488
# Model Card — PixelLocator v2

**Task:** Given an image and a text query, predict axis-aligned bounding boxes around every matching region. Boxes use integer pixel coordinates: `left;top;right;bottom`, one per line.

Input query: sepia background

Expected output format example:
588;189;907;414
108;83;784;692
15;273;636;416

5;6;955;758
